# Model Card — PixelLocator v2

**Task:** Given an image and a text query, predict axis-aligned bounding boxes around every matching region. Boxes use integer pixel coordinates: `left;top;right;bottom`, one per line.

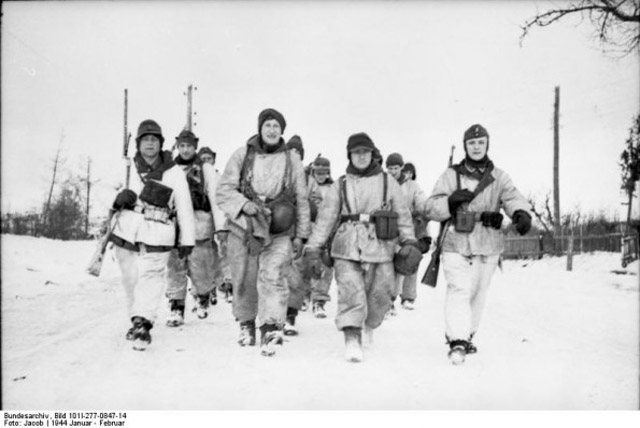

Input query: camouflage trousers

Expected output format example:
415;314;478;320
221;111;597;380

165;239;217;302
284;256;311;310
311;264;333;303
114;246;171;324
442;252;500;341
227;233;291;327
333;258;394;331
392;272;418;302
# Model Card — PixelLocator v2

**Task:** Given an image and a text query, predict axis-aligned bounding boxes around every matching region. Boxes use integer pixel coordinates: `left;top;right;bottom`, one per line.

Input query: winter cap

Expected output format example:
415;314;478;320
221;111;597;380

402;162;416;180
175;129;199;148
198;146;216;160
346;132;375;157
312;156;331;172
463;124;489;142
136;119;165;145
386;152;404;167
286;135;305;160
258;108;286;133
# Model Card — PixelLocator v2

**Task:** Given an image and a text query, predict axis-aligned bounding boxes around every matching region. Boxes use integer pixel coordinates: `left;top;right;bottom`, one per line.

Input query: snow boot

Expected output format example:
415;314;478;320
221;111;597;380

363;325;374;348
131;316;152;351
300;297;310;312
284;307;299;336
223;283;233;303
238;320;256;347
260;324;284;357
401;299;415;310
466;333;478;354
192;294;210;319
209;288;218;306
312;301;327;319
385;301;397;319
448;340;468;365
166;300;185;327
343;327;363;363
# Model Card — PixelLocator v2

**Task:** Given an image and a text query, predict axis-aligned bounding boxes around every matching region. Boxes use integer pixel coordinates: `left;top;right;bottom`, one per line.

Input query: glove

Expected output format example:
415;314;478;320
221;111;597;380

112;189;137;210
447;189;475;214
512;210;532;235
292;237;304;260
417;236;432;254
480;212;504;229
178;245;194;259
303;248;324;279
394;241;423;275
242;201;261;216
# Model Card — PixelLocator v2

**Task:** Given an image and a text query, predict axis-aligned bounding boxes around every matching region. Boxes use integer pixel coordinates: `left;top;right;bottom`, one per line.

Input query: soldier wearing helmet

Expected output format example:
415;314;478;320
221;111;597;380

216;108;311;357
109;119;196;351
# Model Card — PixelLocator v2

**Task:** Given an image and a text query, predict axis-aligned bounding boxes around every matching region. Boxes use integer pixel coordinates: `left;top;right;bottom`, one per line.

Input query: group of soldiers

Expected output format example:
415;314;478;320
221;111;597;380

108;108;532;365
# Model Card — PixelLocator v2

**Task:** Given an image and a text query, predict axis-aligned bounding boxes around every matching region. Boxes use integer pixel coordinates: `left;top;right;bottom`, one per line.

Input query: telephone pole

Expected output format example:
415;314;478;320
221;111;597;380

85;157;91;237
553;86;561;237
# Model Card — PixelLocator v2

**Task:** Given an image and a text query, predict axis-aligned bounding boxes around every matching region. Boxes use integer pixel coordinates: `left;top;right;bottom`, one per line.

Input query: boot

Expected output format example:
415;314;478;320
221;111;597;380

260;324;284;357
131;316;152;351
166;299;185;327
312;301;327;319
466;333;478;354
448;339;468;365
209;288;218;306
284;307;299;336
343;326;363;363
401;299;415;310
192;294;210;319
238;320;256;346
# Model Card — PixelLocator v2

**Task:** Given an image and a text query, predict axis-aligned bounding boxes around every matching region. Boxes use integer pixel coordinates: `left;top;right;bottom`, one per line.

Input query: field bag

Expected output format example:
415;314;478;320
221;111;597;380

452;164;495;233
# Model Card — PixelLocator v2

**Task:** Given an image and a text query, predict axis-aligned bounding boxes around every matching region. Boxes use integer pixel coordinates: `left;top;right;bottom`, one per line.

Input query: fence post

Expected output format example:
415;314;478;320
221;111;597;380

566;227;573;271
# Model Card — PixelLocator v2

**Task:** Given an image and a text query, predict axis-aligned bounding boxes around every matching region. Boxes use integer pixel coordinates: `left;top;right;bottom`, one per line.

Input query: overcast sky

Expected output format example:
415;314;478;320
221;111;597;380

2;0;638;222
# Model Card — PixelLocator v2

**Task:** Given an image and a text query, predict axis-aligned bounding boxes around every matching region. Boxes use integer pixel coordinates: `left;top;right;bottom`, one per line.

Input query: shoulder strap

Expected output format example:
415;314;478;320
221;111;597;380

239;145;257;199
455;168;461;191
383;172;388;208
340;175;351;214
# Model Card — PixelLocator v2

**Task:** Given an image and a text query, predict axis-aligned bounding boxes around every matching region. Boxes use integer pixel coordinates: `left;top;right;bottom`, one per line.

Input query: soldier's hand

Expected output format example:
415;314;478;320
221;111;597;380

512;210;532;236
178;245;194;259
303;248;323;279
480;211;504;229
447;189;474;214
242;201;261;216
417;236;432;254
292;238;304;260
112;189;137;210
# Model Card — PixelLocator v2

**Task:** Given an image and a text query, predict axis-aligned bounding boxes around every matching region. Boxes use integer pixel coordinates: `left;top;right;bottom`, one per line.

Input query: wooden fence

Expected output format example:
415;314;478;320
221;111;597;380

503;233;638;259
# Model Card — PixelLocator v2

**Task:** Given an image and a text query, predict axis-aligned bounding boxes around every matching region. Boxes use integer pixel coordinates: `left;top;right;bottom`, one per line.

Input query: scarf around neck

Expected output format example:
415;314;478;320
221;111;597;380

346;160;383;177
134;150;175;182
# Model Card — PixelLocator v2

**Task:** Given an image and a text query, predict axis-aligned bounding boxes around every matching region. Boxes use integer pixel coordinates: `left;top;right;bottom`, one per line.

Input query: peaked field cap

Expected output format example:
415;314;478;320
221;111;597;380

175;129;199;146
258;108;286;132
463;124;489;142
313;156;330;169
385;152;404;167
136;119;164;143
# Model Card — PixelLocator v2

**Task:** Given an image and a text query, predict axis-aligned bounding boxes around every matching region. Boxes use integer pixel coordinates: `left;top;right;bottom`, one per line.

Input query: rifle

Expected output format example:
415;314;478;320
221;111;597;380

421;144;455;287
87;89;132;276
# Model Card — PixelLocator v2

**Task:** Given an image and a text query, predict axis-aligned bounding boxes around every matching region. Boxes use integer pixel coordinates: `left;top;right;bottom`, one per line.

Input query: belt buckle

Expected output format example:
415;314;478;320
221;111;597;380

360;214;370;223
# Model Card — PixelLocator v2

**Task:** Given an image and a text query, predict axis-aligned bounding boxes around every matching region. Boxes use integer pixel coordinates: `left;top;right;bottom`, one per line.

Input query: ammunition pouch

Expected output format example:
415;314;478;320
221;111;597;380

371;210;399;240
139;180;174;224
454;211;477;233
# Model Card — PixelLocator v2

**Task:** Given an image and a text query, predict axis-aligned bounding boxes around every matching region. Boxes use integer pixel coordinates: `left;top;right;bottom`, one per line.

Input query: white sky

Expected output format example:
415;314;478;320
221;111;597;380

1;0;638;221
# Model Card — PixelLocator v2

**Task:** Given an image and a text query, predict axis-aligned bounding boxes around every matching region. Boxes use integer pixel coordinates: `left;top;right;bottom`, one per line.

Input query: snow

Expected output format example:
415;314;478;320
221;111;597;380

1;233;638;413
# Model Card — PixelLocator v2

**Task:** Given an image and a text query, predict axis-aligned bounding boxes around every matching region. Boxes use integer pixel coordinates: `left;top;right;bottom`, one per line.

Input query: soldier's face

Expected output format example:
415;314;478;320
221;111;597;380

260;119;282;146
465;137;488;161
139;135;161;158
200;154;215;165
387;165;403;179
178;142;196;160
350;148;372;170
314;170;329;184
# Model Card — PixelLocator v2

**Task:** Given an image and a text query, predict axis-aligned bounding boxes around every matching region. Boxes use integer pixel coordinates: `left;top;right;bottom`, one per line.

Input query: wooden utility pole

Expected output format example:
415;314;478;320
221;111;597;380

85;157;91;237
553;86;561;237
186;84;194;132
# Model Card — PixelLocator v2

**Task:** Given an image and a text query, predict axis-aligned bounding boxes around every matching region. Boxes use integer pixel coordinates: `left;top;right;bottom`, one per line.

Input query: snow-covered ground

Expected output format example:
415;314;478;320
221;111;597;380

1;233;638;410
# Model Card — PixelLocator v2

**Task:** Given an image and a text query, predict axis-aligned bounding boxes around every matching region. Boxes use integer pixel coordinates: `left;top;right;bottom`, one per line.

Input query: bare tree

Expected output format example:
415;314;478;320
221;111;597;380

620;114;640;233
42;131;66;233
520;0;640;56
528;191;554;233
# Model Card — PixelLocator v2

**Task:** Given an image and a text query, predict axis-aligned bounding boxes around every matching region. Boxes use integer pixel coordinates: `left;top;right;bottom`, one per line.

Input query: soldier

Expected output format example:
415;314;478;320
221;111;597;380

304;132;421;363
282;135;312;335
197;146;216;167
306;155;335;319
165;130;227;326
425;124;532;365
387;156;431;312
216;108;311;357
109;119;195;351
